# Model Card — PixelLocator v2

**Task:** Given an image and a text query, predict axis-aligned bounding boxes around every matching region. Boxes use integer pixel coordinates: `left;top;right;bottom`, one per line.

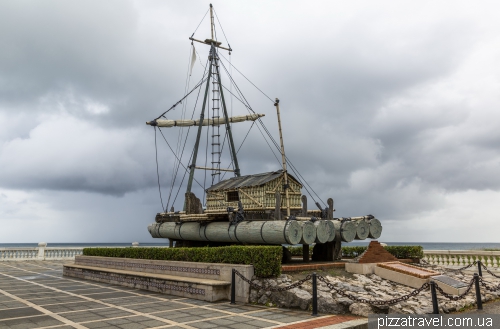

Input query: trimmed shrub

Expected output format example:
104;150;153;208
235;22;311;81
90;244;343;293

341;246;368;258
284;245;426;259
384;246;424;259
83;245;282;277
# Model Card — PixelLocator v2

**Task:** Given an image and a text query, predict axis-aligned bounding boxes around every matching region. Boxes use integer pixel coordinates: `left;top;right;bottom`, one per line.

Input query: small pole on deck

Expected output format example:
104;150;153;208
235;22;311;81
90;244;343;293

230;268;236;305
478;261;483;277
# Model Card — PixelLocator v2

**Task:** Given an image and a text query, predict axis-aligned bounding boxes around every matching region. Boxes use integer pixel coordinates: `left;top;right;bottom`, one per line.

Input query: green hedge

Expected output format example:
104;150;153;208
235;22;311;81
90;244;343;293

287;245;313;256
341;246;368;258
383;246;424;259
285;245;424;259
342;245;424;259
83;245;282;277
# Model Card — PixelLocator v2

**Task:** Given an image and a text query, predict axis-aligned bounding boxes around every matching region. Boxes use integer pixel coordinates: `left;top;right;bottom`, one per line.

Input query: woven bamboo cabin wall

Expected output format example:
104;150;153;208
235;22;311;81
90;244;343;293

205;170;302;212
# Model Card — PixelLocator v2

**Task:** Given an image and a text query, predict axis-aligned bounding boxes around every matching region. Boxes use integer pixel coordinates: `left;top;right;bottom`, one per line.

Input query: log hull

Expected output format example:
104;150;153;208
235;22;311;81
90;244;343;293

331;220;357;243
148;220;302;245
314;220;334;244
368;218;382;239
354;219;370;240
298;221;316;245
148;217;379;245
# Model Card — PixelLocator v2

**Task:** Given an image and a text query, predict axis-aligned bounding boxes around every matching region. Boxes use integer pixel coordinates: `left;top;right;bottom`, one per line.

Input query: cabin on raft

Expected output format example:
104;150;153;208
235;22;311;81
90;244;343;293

205;170;303;216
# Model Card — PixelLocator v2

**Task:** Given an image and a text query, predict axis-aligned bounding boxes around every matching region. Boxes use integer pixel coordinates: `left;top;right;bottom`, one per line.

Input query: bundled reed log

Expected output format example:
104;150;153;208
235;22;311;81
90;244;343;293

330;219;357;242
298;221;316;245
234;220;302;245
148;220;303;245
314;220;334;244
368;218;382;239
325;219;335;242
354;219;370;240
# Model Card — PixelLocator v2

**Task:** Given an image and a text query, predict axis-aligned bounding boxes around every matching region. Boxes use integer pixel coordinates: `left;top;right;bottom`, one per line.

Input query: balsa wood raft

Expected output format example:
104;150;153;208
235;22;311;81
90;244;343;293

148;169;382;248
145;5;383;261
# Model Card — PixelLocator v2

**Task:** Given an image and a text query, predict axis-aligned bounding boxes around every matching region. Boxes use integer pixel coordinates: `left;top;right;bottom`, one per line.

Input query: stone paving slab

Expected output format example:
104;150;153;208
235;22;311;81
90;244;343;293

0;314;65;328
0;260;367;329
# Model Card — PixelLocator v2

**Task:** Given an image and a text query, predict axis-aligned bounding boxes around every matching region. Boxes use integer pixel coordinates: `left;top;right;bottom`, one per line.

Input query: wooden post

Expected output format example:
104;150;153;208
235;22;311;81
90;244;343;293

301;195;307;217
303;244;309;263
275;191;281;220
327;198;334;220
209;4;215;40
185;48;213;206
274;98;291;217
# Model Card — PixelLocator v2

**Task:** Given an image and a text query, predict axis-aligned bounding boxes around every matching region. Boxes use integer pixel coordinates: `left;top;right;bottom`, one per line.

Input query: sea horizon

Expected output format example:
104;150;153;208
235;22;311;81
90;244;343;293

1;241;499;250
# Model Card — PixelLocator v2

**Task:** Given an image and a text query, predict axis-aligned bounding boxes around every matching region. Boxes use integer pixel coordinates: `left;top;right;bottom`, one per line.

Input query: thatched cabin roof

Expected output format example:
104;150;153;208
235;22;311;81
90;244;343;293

207;170;301;192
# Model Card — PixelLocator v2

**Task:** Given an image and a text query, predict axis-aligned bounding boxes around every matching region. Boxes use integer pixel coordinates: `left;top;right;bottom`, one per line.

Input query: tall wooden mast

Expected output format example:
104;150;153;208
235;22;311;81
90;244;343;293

274;98;291;217
185;4;240;208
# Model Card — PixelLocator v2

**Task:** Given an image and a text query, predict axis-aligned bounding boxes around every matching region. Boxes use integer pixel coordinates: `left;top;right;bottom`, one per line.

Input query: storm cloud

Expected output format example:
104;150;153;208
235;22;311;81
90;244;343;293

1;0;499;243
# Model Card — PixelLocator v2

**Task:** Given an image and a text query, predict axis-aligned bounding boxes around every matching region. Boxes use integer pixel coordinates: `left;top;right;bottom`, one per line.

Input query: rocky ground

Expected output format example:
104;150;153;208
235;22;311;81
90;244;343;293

249;266;500;316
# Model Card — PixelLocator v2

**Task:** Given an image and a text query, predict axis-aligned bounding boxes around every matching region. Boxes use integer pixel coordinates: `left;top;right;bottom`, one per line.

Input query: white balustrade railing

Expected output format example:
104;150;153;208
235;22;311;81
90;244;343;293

423;250;500;268
0;242;143;261
3;245;498;266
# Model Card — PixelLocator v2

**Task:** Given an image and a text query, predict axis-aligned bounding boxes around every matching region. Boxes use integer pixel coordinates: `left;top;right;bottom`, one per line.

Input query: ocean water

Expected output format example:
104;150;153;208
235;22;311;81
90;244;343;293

1;241;499;250
344;241;500;250
0;243;169;248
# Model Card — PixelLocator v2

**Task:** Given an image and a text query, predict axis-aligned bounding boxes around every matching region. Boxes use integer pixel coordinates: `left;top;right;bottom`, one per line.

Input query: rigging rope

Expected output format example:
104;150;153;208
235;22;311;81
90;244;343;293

191;8;209;38
153;25;327;210
220;121;255;181
154;127;165;211
169;44;195;207
218;57;326;206
158;127;205;190
219;52;274;103
219;60;282;164
155;76;207;120
165;59;209;211
213;9;231;51
172;148;194;208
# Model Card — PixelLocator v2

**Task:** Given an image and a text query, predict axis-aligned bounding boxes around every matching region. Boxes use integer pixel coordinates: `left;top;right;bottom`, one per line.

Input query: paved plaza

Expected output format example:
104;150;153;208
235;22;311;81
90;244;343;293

0;261;364;329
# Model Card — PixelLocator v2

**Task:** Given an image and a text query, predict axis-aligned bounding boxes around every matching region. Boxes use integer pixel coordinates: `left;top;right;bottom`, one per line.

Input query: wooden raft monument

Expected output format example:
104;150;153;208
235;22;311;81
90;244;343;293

143;4;383;262
64;4;386;303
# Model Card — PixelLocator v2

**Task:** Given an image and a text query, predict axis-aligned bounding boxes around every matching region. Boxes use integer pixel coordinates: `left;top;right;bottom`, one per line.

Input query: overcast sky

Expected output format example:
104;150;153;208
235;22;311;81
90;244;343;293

1;0;499;243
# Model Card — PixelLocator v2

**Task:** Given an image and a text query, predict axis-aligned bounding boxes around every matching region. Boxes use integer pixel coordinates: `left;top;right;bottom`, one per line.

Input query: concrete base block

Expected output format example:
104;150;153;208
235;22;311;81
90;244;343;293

65;256;255;303
430;275;469;296
374;266;429;289
63;265;229;302
345;262;377;275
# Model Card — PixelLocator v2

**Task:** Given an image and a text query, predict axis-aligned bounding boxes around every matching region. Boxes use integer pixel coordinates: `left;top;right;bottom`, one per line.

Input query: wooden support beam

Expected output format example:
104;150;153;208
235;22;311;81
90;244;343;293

303;244;310;263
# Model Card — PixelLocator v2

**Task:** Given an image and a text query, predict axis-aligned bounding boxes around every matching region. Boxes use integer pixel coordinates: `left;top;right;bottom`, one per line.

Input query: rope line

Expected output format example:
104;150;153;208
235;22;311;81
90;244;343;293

219;52;274;103
191;8;209;37
154;127;165;211
155;76;207;120
218;60;282;165
213;9;231;50
169;44;195;206
158;127;204;190
221;121;255;181
152;33;326;209
165;59;209;210
172;148;194;209
219;57;324;205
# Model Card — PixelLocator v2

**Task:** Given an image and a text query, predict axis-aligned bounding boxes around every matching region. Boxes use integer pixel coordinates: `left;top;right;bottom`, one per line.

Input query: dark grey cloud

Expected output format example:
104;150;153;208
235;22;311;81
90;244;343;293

1;1;499;242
